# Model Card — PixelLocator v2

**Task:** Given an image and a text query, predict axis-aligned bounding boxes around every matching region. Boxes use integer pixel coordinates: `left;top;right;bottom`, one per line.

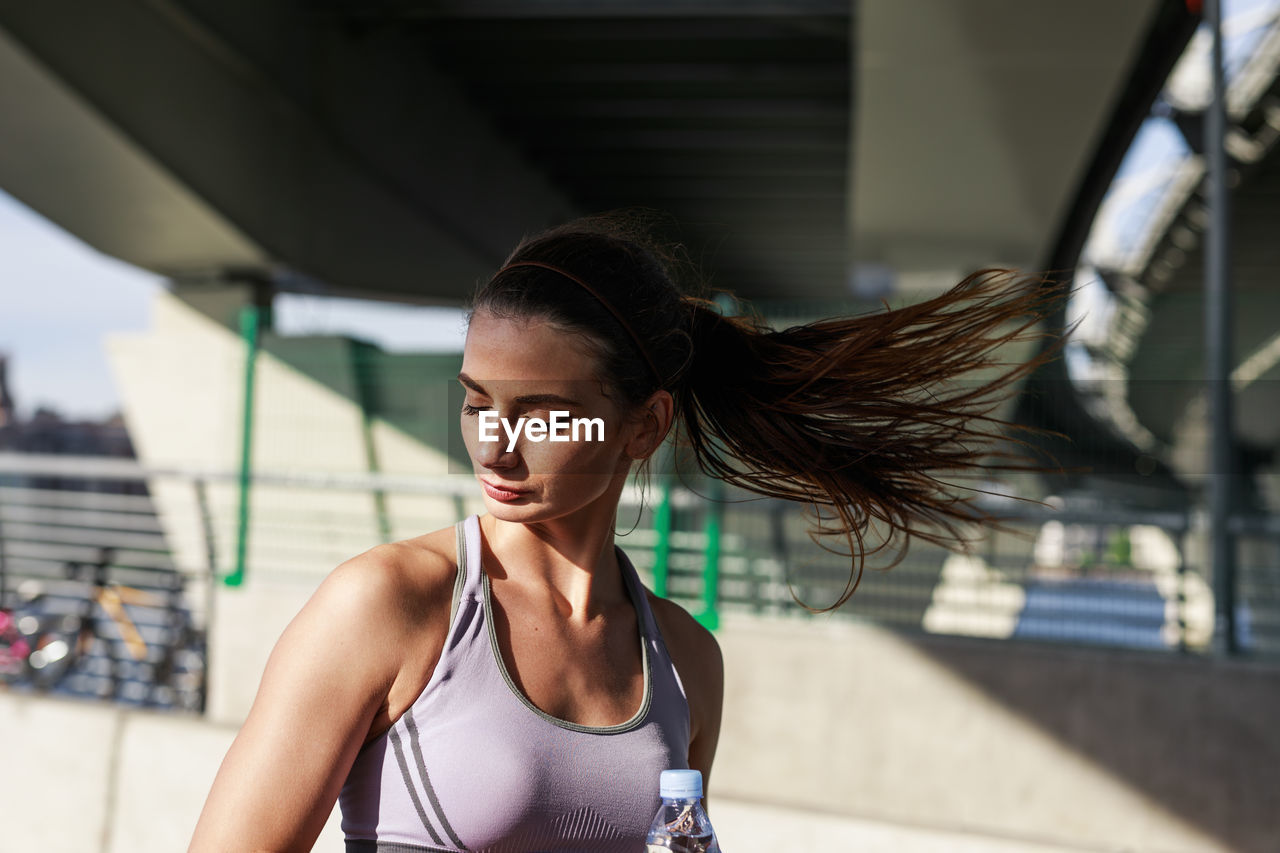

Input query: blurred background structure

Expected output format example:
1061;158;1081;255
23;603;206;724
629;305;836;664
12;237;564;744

1;1;1278;851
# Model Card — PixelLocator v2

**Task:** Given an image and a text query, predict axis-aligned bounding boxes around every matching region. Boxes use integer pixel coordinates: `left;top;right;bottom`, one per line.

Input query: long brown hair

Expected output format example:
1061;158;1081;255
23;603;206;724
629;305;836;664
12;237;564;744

472;213;1066;610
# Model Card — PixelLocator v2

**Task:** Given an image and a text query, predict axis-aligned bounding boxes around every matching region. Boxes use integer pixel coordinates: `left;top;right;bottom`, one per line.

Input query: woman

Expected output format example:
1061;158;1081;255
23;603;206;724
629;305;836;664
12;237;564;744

190;214;1061;852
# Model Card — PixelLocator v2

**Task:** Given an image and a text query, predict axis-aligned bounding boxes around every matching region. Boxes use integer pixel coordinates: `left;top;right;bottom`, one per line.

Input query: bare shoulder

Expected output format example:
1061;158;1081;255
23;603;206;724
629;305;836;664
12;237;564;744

646;593;724;726
308;523;463;738
318;524;463;668
646;593;723;676
254;522;464;734
323;524;460;623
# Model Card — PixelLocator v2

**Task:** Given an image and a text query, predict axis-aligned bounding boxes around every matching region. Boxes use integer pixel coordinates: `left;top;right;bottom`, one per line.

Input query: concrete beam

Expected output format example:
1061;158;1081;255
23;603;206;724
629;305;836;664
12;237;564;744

0;26;267;273
0;0;576;301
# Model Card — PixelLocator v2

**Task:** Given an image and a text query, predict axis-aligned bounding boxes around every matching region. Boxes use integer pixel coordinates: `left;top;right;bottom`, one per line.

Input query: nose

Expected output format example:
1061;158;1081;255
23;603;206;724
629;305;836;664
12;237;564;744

473;427;518;471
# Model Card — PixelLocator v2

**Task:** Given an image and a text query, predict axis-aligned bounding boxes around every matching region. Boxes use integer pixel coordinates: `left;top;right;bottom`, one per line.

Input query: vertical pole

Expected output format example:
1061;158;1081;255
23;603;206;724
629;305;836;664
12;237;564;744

1176;528;1189;654
194;476;215;712
652;480;672;598
1204;0;1238;654
227;303;261;588
698;484;722;631
194;478;218;583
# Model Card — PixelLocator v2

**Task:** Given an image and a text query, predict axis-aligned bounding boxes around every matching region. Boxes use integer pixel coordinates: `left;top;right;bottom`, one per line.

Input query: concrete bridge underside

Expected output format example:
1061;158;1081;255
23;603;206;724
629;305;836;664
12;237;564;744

3;0;1231;503
1;0;1163;303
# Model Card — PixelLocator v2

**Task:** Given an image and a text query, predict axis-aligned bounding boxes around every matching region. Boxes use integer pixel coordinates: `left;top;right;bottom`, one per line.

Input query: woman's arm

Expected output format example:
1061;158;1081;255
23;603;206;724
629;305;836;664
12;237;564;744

189;544;453;852
686;636;724;806
649;596;725;806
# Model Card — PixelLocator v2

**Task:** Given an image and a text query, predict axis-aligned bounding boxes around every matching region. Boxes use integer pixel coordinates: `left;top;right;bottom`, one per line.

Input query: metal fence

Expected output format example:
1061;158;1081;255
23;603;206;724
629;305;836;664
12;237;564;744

1;452;1277;717
629;484;1276;657
0;459;209;710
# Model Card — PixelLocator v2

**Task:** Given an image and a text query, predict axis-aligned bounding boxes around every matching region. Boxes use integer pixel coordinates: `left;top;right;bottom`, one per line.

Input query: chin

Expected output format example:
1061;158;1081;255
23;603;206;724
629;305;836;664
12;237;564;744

481;493;604;527
481;496;550;522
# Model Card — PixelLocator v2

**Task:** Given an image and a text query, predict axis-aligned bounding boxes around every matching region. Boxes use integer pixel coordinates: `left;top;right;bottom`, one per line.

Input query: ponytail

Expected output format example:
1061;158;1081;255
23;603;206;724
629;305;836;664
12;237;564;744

474;214;1066;611
672;269;1066;610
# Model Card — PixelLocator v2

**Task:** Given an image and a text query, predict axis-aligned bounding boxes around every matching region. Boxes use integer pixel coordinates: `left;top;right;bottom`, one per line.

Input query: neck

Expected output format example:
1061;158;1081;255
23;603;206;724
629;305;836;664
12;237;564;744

480;476;633;619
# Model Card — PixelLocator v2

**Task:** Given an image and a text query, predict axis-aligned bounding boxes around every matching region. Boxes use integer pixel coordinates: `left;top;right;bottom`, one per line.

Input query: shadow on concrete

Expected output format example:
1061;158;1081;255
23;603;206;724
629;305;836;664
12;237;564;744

909;633;1280;852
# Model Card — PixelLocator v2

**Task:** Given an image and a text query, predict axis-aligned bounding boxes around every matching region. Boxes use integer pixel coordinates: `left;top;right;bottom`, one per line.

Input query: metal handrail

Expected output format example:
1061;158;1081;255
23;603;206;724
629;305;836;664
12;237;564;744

2;453;1277;659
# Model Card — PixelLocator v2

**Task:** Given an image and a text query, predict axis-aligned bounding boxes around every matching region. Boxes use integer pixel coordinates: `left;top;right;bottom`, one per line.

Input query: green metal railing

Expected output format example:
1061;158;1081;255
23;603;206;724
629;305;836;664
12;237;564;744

227;304;262;588
697;484;723;631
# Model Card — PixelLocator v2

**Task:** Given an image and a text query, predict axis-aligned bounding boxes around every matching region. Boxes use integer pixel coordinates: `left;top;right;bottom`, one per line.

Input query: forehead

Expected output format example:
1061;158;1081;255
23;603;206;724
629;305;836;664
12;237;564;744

461;312;603;384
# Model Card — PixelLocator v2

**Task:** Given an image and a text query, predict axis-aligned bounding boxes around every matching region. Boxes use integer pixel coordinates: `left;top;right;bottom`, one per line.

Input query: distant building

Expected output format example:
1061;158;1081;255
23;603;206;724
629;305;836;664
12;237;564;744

0;354;14;429
0;354;137;493
3;407;134;457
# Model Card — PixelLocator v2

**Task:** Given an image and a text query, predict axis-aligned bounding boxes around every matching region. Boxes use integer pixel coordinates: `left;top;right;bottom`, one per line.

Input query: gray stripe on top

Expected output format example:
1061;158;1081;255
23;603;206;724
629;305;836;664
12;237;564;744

388;727;446;847
403;713;468;851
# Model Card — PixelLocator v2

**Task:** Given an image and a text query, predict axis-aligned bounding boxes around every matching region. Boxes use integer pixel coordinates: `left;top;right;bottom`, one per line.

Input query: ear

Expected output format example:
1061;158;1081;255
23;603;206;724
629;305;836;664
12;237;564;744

624;390;675;460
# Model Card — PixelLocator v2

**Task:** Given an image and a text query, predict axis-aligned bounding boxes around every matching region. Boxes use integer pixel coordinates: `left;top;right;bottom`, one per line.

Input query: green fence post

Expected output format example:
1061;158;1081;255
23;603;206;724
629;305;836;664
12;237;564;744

652;480;672;598
226;303;261;587
697;484;722;631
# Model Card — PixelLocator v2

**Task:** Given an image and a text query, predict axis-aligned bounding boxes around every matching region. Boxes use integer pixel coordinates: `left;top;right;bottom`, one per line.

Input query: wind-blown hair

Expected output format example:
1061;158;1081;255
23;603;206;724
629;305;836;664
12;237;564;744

471;213;1065;610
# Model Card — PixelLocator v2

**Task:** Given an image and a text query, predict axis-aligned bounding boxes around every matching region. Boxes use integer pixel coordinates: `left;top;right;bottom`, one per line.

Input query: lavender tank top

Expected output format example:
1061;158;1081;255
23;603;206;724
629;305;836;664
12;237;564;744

339;515;692;852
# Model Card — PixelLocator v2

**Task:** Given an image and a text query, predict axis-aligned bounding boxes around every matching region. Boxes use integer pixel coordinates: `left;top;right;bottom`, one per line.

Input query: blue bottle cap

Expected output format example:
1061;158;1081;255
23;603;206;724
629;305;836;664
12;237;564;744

659;769;703;799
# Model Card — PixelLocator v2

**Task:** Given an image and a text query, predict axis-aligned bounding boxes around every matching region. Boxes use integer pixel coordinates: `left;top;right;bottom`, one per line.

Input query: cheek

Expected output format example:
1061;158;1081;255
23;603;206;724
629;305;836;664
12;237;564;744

525;432;624;477
523;437;594;471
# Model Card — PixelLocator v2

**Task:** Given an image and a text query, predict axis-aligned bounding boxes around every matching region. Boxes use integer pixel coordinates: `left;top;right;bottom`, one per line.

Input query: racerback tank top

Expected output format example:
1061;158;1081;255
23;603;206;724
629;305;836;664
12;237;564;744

339;515;692;852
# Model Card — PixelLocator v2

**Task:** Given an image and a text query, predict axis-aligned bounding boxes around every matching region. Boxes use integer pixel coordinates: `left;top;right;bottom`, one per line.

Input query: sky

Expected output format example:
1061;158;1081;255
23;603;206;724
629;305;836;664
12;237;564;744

0;189;467;421
0;189;162;420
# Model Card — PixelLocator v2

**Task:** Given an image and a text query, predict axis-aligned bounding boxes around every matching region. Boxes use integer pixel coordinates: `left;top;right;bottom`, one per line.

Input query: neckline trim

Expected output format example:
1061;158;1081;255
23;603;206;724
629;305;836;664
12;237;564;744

467;521;653;735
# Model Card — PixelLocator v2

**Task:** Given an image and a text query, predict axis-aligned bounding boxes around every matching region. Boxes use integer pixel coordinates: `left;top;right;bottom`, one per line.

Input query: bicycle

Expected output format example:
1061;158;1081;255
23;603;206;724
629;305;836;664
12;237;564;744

0;549;205;710
0;595;34;678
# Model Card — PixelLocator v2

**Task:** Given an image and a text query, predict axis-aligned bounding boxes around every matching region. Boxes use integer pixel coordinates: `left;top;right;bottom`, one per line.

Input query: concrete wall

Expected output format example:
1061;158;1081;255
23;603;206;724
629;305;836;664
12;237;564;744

5;615;1277;853
714;615;1279;853
0;691;344;853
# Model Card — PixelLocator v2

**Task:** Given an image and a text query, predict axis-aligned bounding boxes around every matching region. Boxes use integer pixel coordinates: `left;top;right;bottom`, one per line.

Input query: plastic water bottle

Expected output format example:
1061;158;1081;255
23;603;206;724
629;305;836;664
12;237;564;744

645;769;721;853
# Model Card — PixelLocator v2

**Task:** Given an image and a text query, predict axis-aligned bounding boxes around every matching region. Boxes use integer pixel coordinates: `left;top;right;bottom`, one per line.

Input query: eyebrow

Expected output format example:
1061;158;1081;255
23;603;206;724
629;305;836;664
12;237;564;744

457;373;582;407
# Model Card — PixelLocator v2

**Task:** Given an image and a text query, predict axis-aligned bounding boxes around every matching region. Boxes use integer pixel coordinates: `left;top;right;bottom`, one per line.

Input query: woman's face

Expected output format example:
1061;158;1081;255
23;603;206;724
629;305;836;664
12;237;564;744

459;311;642;523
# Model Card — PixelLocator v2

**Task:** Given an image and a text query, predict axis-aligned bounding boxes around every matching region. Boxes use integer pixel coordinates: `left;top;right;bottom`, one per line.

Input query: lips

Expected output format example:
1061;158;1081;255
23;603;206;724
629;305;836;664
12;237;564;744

481;479;531;503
